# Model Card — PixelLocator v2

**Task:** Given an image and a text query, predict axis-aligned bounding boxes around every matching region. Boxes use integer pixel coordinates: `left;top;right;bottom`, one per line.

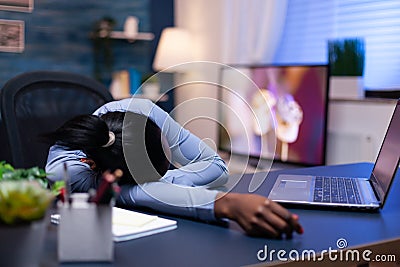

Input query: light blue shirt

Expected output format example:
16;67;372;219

46;98;229;222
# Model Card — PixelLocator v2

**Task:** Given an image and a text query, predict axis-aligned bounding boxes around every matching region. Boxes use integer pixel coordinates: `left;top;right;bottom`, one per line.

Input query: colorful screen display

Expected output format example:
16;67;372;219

218;64;329;166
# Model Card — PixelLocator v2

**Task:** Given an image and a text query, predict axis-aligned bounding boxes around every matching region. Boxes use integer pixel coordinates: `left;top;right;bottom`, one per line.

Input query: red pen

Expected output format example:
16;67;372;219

59;187;66;203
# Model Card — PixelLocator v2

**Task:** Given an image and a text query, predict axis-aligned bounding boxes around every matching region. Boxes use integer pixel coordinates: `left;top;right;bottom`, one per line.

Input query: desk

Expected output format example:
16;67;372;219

41;163;400;267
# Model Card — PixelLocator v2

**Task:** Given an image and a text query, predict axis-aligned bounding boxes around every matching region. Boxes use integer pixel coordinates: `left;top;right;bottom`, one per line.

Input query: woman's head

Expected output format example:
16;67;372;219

47;111;170;185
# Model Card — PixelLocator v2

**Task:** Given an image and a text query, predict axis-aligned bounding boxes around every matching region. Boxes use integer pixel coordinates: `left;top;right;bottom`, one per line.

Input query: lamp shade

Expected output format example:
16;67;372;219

153;27;192;72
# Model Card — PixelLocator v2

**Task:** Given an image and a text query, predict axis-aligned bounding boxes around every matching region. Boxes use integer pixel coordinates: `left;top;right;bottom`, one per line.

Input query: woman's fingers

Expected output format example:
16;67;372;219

214;193;304;238
244;215;281;238
256;200;290;234
268;201;303;234
290;214;304;234
256;199;303;238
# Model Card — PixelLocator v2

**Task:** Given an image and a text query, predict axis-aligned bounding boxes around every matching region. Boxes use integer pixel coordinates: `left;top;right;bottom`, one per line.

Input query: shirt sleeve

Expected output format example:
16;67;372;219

45;145;100;192
118;182;221;222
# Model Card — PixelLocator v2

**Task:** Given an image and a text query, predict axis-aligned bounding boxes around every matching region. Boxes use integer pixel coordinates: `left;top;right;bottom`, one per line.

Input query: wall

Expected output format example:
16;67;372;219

326;99;395;165
0;0;174;163
174;0;224;147
0;0;154;88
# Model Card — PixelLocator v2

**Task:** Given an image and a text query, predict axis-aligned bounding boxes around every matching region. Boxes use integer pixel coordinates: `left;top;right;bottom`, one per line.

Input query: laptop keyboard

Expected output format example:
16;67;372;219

313;176;362;204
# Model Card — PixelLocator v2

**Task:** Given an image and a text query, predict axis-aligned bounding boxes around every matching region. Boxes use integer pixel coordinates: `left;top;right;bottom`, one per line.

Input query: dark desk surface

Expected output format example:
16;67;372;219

41;163;400;267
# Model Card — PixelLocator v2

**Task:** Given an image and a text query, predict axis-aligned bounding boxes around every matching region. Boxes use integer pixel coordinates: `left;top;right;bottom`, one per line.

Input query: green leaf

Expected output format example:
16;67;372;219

50;180;65;196
0;162;49;189
328;38;365;76
0;161;14;181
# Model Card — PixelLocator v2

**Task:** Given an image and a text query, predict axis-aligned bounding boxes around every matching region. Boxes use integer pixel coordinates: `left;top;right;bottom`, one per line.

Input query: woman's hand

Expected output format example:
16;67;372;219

214;193;303;238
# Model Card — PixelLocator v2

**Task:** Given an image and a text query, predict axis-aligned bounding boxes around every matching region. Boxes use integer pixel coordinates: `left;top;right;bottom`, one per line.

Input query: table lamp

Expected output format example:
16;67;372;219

152;27;192;72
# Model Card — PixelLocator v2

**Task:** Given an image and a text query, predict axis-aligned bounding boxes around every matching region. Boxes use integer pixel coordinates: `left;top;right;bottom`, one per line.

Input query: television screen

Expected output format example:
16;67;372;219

218;64;329;166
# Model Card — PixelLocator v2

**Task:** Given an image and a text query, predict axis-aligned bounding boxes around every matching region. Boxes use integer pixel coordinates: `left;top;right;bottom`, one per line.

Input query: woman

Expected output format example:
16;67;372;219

46;98;303;238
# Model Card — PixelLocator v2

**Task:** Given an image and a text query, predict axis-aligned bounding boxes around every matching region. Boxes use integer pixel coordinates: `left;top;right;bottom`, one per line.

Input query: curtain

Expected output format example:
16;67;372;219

273;1;336;64
275;0;400;90
221;0;288;64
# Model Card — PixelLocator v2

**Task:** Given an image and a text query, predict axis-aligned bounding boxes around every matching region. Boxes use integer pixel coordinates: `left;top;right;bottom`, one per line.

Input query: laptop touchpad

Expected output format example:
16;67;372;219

280;180;308;189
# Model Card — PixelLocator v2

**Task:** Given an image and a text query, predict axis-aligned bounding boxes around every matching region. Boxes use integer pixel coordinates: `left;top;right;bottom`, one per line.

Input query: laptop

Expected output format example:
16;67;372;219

268;99;400;210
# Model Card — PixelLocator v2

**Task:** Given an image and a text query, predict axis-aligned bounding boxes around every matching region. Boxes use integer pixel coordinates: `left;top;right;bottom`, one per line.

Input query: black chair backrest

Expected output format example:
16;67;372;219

0;71;113;168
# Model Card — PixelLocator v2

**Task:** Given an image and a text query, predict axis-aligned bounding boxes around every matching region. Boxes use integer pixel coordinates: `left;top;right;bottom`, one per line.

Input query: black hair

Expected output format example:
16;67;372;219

45;112;170;185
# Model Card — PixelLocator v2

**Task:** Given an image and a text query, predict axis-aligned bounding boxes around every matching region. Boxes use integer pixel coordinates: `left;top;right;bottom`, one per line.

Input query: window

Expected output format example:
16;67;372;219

274;0;400;90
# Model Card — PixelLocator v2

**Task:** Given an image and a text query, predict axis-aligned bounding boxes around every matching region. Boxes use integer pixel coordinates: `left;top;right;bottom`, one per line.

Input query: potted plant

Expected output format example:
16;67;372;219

0;161;56;267
328;38;365;99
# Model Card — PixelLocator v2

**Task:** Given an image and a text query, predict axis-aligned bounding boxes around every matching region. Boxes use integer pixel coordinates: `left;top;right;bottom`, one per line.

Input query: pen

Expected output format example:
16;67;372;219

63;162;72;205
89;169;122;205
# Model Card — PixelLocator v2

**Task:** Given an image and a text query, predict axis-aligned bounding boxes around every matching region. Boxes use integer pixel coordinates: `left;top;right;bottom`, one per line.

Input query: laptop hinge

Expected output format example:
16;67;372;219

369;175;383;204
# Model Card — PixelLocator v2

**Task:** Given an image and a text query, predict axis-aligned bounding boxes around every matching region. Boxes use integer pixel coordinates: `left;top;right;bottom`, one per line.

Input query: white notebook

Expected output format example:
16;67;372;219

112;207;177;242
51;207;177;242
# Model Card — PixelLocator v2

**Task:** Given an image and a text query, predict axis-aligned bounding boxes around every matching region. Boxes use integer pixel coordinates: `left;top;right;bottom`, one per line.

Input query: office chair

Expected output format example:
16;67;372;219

0;71;113;168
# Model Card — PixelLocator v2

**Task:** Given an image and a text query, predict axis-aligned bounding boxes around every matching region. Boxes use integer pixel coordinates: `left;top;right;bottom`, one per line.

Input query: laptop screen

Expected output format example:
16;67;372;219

370;99;400;204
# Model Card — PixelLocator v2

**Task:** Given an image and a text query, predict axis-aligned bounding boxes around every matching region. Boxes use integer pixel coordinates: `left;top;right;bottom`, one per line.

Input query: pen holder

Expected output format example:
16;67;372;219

57;193;114;262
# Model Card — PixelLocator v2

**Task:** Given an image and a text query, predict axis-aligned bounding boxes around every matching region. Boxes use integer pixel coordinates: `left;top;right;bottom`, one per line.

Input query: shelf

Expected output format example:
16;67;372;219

109;31;154;42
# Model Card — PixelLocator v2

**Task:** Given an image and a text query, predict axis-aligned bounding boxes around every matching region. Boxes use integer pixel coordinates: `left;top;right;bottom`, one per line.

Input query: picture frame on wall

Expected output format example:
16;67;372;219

0;19;24;53
0;0;33;12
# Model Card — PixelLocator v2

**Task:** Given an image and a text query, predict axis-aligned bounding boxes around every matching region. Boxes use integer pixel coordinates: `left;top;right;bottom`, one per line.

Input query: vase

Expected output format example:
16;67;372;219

0;218;47;267
329;76;364;99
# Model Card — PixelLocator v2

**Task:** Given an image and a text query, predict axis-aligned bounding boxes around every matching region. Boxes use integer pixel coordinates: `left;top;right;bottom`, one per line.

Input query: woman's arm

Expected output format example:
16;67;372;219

46;121;303;237
46;98;227;200
45;145;99;192
46;142;221;222
118;182;303;238
117;182;220;222
45;142;220;221
94;98;229;187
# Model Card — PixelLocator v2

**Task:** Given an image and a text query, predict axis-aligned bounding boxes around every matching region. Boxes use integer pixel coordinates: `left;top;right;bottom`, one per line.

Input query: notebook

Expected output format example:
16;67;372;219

51;207;177;242
268;99;400;210
112;207;177;242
